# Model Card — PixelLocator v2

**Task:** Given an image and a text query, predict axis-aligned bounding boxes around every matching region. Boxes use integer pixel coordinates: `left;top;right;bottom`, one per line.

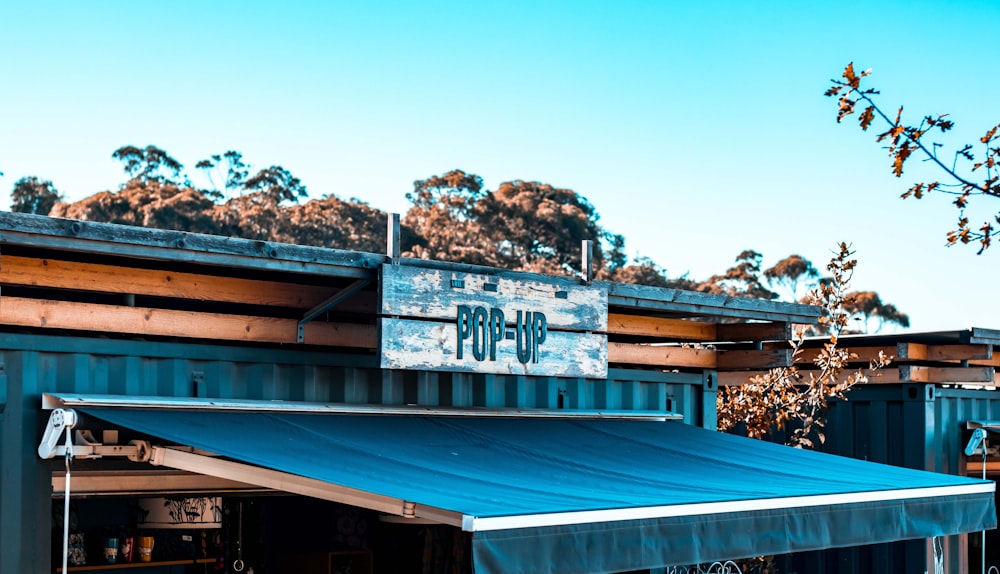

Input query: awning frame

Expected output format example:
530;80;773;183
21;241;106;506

43;392;681;421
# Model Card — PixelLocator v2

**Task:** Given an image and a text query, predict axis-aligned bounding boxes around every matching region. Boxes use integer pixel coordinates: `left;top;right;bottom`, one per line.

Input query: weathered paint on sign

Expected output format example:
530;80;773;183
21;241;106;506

379;265;609;378
380;265;607;331
380;317;608;378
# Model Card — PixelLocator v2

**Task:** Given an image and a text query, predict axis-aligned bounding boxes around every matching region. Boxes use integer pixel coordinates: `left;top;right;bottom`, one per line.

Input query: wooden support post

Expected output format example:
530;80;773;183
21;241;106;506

581;240;593;285
387;213;400;262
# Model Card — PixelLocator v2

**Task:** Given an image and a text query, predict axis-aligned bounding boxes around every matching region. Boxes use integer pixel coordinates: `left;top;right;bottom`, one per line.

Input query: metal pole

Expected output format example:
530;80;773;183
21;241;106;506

62;426;73;574
983;439;988;574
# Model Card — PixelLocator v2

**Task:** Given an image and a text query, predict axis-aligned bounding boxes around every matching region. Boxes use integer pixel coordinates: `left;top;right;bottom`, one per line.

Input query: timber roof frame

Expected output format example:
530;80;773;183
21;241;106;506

0;212;830;372
0;212;821;324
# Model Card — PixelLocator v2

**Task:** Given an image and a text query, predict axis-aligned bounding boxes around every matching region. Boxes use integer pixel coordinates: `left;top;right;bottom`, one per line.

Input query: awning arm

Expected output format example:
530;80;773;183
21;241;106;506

148;446;464;527
38;409;151;461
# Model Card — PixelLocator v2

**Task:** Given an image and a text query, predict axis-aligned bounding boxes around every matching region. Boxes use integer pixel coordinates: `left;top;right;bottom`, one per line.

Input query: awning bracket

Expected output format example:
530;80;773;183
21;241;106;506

297;279;370;343
39;409;151;462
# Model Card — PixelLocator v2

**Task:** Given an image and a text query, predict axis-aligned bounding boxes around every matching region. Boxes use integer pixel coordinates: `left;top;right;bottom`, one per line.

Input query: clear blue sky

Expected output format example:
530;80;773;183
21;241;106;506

2;1;998;332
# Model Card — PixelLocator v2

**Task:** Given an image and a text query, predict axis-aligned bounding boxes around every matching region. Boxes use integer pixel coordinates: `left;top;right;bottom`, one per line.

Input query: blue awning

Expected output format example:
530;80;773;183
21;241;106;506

66;403;995;574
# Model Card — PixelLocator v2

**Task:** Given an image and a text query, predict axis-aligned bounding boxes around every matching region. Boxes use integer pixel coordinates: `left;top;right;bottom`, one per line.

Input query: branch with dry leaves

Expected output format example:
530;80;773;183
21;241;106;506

827;63;1000;253
716;243;891;449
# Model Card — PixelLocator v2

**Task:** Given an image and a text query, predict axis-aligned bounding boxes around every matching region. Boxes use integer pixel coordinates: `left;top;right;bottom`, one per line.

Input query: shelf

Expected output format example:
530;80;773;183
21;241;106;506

57;558;215;572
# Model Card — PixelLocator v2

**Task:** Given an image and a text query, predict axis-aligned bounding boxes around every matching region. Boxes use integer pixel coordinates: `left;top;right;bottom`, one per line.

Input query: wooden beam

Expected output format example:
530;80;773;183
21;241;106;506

0;255;362;309
970;356;1000;367
966;461;1000;476
718;367;900;386
606;314;716;340
719;365;997;386
899;365;995;383
898;342;992;362
715;322;790;342
793;345;896;365
717;349;794;370
608;343;715;368
0;296;376;348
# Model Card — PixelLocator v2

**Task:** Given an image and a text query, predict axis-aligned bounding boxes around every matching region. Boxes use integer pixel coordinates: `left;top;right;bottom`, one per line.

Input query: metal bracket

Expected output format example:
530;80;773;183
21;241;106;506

297;279;371;343
39;409;152;461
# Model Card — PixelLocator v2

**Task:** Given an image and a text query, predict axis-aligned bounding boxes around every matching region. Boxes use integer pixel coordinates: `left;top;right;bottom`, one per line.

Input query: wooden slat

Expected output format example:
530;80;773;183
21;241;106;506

716;349;794;370
789;343;991;366
0;255;363;309
719;366;996;386
898;342;992;362
0;211;379;277
715;322;790;342
966;462;1000;475
608;343;715;368
0;296;375;347
793;345;897;365
718;367;900;386
899;365;995;383
605;282;822;323
606;314;716;340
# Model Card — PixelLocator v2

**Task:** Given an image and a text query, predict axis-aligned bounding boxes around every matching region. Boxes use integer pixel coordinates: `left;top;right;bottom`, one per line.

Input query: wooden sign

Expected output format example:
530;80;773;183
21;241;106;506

379;265;608;378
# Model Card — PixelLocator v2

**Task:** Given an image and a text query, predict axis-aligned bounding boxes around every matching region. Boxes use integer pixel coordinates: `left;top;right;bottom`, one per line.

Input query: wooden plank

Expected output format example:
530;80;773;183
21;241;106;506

899;365;995;383
793;345;897;365
0;211;379;275
716;348;794;370
607;314;716;340
718;367;904;387
381;265;607;331
605;281;822;323
0;296;375;347
966;462;1000;475
608;343;715;369
715;321;790;342
898;342;992;362
380;317;607;378
0;255;366;309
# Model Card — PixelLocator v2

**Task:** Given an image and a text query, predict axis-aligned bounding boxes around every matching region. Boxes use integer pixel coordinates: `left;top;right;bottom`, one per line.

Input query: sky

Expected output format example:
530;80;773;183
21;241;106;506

2;1;999;333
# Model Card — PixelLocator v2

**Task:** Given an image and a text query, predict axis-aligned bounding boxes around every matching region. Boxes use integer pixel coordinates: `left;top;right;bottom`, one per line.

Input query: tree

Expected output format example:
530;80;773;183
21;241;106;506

477;179;609;275
278;194;416;253
605;255;674;288
50;180;219;235
843;290;910;334
112;145;185;186
827;63;1000;253
702;250;779;300
717;244;892;448
195;150;249;200
403;170;497;266
10;176;63;215
763;254;819;301
403;171;619;276
242;165;307;204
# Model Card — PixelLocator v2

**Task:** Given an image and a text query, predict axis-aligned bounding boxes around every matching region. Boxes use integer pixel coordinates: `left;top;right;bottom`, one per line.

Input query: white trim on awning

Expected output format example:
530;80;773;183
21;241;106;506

42;393;680;420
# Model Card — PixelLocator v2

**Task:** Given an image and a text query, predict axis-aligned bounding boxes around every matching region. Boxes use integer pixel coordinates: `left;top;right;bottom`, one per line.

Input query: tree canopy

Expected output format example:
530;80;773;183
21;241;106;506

10;176;63;215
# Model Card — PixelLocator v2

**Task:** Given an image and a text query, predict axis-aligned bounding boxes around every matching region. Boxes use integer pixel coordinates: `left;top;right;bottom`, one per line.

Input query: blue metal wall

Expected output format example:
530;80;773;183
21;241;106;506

786;384;1000;574
0;332;713;574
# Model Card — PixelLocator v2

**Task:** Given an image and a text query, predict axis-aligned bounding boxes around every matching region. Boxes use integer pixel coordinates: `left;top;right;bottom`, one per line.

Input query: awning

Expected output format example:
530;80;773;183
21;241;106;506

44;396;995;574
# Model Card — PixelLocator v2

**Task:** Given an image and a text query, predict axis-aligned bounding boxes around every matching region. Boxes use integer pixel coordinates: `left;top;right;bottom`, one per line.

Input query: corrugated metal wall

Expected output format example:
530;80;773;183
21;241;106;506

0;332;712;574
786;384;1000;574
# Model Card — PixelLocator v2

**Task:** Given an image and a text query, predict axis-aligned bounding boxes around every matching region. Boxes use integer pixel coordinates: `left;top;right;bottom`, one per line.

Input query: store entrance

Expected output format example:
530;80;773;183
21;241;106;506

52;494;473;574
